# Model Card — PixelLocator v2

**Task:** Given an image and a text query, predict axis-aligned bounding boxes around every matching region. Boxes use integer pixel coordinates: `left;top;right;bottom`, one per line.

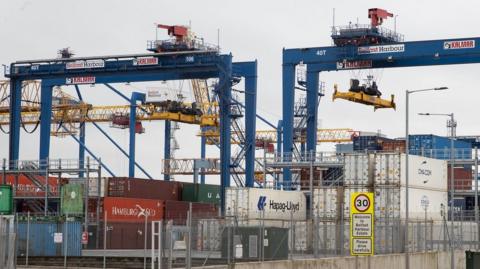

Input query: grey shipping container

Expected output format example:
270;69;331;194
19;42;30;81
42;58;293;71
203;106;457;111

107;177;182;201
221;226;289;260
16;222;82;256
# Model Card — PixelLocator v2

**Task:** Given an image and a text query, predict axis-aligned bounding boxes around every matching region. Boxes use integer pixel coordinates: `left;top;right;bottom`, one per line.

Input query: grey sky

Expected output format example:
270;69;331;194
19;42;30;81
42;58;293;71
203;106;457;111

1;0;479;182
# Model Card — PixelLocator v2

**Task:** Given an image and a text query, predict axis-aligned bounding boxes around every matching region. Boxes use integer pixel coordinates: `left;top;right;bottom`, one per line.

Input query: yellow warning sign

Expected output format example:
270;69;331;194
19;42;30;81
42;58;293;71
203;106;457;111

350;192;374;256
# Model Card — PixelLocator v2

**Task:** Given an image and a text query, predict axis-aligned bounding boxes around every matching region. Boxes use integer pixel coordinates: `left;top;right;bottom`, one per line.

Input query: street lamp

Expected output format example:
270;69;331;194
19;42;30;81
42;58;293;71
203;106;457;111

405;87;448;269
418;112;456;269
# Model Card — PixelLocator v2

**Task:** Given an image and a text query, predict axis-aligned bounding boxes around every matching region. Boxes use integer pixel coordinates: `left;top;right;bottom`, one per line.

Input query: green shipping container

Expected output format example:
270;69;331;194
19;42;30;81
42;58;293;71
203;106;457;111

182;184;220;204
61;184;84;215
0;185;13;214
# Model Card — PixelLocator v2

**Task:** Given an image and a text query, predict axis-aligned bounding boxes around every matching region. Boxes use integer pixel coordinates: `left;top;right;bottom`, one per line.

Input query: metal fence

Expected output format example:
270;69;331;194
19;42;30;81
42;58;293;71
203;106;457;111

11;209;480;268
0;216;15;269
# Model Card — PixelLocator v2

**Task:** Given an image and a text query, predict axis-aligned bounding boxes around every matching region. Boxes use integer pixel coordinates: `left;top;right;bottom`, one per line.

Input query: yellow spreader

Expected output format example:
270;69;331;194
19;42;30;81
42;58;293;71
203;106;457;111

332;84;396;110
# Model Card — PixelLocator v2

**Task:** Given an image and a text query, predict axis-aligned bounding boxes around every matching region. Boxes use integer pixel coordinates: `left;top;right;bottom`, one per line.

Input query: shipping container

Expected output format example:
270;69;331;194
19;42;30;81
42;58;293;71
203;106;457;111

342;186;447;221
60;184;84;215
3;174;62;198
164;200;218;225
448;167;473;191
101;222;154;249
353;135;391;151
344;153;371;186
408;134;472;160
312;187;343;219
107;177;181;201
103;197;164;223
69;177;106;197
182;183;220;204
374;153;401;185
0;185;13;214
16;221;82;256
382;139;406;153
225;187;307;221
336;143;354;153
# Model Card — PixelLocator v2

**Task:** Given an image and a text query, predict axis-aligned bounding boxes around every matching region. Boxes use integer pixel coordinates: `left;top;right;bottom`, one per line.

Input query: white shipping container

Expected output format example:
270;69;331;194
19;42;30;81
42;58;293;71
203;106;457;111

400;154;447;191
225;187;307;221
400;187;448;221
374;153;401;185
344;154;370;186
68;177;106;197
374;187;401;219
313;187;343;219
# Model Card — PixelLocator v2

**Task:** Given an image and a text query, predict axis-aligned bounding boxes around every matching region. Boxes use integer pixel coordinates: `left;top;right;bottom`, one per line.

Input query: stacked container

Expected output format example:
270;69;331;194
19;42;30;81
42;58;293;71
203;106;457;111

448;167;473;191
344;153;372;186
107;177;182;201
408;134;472;160
312;187;343;219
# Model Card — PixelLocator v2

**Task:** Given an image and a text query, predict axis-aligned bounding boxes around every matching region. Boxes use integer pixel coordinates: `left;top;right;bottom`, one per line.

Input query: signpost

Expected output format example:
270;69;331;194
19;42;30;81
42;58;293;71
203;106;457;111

350;192;374;256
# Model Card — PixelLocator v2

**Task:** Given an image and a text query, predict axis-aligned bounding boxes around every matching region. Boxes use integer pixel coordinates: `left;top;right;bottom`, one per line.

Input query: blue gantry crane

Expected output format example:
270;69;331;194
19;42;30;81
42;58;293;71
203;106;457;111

281;8;480;186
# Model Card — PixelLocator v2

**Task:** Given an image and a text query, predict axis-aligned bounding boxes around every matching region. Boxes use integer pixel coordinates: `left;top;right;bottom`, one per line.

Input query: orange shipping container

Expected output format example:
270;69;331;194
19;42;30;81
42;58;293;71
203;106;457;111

103;197;164;223
2;174;61;197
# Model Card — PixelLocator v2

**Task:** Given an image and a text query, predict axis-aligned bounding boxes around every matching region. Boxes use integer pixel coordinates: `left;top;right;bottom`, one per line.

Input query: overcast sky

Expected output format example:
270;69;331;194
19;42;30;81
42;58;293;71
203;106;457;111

1;0;479;183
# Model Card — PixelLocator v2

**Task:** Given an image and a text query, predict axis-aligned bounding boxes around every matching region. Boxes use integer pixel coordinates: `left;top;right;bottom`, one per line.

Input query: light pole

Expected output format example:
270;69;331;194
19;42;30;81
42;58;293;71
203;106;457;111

405;87;448;269
418;112;456;269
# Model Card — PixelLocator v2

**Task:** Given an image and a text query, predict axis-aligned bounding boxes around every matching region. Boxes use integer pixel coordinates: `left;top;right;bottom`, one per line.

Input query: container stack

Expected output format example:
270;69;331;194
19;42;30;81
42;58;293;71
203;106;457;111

448;166;473;191
408;134;472;160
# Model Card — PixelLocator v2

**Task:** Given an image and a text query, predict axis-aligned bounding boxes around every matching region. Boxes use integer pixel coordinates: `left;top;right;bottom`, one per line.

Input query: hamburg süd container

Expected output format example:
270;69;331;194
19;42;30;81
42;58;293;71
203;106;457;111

107;177;182;201
0;185;13;214
225;187;307;221
4;174;61;197
102;197;164;223
60;184;84;215
181;183;220;204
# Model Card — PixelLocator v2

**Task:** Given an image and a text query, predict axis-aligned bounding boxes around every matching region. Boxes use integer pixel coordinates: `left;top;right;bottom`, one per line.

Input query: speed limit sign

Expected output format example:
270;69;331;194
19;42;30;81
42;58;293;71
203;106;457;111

350;192;374;256
354;194;371;212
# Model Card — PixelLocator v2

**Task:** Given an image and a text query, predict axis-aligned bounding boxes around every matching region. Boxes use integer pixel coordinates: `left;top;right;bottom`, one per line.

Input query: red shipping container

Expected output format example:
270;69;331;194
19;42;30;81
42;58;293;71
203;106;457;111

107;177;182;201
103;197;164;223
2;174;61;197
382;140;406;153
448;167;473;190
164;200;218;225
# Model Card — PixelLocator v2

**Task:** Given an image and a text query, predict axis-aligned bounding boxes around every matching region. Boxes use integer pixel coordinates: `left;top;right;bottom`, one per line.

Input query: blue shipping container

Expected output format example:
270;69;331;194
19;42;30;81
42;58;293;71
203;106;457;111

353;136;391;151
408;134;472;160
16;222;82;256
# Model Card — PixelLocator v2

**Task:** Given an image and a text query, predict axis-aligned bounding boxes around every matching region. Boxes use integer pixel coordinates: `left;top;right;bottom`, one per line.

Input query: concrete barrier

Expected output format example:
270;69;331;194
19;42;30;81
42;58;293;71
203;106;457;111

202;250;466;269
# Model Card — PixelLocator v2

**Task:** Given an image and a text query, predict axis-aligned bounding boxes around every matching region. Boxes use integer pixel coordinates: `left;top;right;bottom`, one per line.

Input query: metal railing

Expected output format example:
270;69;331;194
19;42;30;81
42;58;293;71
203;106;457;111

331;24;404;43
271;151;344;164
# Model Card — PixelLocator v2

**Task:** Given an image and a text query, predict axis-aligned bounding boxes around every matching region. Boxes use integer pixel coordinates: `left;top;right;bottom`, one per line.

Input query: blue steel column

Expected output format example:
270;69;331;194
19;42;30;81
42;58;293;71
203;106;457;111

306;69;319;154
200;133;206;184
276;120;282;189
74;86;85;178
129;92;145;178
8;79;22;168
219;55;232;215
164;120;171;181
281;63;296;188
242;61;257;188
39;83;53;163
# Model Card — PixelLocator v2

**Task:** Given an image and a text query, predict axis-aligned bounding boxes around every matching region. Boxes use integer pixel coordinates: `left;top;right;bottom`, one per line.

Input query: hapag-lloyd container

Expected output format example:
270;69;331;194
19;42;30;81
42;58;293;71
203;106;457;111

102;197;164;223
225;187;307;221
107;177;181;201
313;187;344;219
344;154;371;186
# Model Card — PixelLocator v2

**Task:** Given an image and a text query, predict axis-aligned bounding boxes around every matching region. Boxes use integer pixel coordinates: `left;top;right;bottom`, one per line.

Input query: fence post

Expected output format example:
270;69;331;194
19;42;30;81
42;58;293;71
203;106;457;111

186;203;192;269
144;213;148;269
103;212;107;269
2;158;5;185
45;157;49;216
26;212;30;266
64;213;68;268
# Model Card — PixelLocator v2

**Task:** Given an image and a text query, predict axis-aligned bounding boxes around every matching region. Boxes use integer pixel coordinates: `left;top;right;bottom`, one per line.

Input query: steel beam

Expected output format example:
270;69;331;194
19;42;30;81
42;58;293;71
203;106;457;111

164;120;171;181
129;92;145;177
39;83;52;164
305;69;319;153
8;79;22;168
281;63;296;188
233;61;258;187
200;132;206;184
219;55;233;215
74;85;85;178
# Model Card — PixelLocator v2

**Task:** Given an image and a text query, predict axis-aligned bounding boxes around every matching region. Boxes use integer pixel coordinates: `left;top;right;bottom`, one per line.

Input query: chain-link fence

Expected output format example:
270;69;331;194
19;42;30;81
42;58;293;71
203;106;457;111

10;208;480;268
